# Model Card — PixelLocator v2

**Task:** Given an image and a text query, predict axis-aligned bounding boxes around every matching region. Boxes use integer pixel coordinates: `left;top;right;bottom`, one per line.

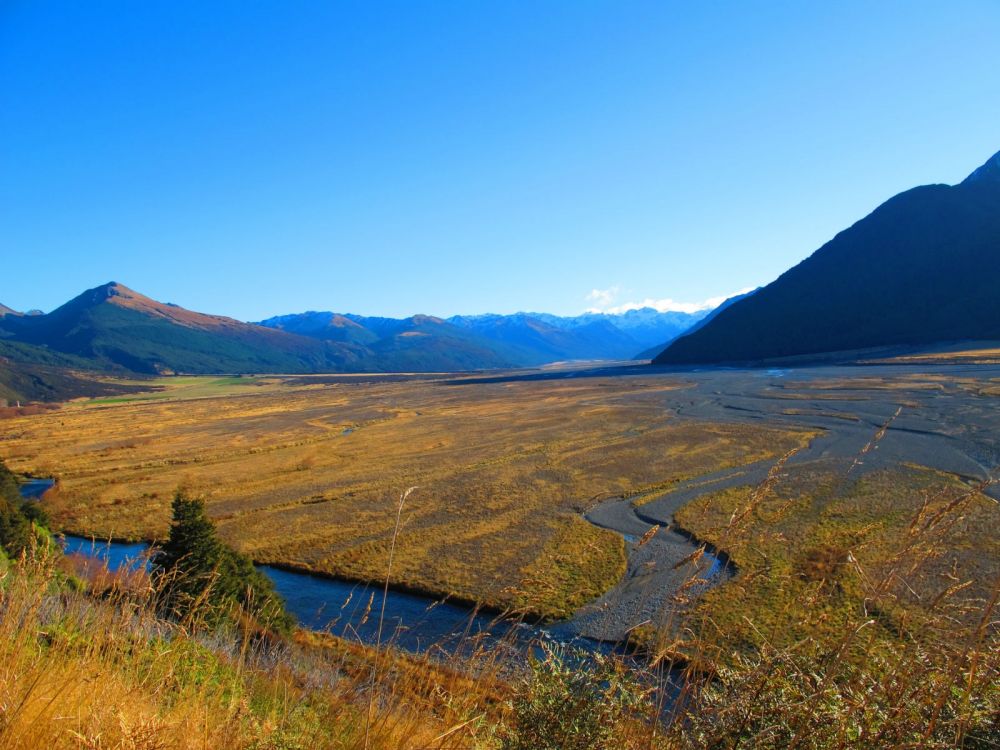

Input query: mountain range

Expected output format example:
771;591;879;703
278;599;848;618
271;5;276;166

0;284;370;377
0;283;710;402
657;150;1000;365
260;307;708;367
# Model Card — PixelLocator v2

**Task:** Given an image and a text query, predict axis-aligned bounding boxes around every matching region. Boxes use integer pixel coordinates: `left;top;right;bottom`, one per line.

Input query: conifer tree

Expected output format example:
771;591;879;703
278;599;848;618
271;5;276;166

155;491;293;634
0;458;32;557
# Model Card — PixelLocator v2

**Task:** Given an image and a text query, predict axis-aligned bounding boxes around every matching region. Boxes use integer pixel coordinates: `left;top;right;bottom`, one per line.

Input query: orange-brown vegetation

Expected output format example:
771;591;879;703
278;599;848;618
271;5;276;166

3;373;810;618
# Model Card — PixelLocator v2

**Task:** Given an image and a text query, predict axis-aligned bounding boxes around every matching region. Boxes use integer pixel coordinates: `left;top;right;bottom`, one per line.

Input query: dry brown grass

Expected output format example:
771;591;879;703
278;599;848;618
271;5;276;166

665;459;1000;654
869;345;1000;365
0;544;512;750
658;456;1000;748
3;373;809;618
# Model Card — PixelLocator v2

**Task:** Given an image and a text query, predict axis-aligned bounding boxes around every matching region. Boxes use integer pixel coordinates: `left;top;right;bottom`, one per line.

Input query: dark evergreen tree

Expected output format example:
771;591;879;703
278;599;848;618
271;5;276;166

0;458;32;557
154;491;293;634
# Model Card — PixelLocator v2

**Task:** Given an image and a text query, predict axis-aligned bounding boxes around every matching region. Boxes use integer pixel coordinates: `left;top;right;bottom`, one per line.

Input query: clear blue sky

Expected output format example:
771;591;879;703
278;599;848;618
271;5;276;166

2;1;999;320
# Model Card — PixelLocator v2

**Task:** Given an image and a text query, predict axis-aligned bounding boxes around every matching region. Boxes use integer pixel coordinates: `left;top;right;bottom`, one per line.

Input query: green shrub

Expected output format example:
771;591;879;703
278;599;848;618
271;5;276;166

0;458;33;557
499;645;650;750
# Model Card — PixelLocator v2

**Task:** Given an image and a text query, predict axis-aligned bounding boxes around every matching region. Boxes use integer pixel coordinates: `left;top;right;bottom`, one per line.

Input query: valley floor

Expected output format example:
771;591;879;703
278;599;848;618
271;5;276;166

3;369;805;620
3;361;999;748
4;362;999;640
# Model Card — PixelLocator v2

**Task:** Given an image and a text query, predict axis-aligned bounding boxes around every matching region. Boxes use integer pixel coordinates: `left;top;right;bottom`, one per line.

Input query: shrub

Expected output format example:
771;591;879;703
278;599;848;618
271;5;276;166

499;645;650;750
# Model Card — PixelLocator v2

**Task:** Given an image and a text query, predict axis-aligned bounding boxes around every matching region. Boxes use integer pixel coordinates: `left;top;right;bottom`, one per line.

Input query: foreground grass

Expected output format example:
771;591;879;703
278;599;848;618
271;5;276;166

673;462;999;656
656;459;1000;747
0;548;502;749
1;457;996;748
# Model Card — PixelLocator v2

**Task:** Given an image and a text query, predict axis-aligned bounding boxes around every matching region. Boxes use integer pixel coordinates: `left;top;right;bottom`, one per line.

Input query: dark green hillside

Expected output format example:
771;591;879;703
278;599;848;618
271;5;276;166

0;337;143;404
0;283;366;375
0;337;147;404
0;361;152;405
657;151;1000;364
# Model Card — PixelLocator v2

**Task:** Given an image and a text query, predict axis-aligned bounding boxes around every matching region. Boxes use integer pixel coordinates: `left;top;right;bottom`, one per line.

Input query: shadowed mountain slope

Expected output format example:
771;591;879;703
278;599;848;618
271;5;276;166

656;150;1000;365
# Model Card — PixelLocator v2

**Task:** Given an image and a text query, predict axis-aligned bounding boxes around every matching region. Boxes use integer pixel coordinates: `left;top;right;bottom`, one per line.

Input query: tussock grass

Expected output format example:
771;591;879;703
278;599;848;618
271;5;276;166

3;371;997;747
5;374;808;619
0;543;513;749
651;456;1000;747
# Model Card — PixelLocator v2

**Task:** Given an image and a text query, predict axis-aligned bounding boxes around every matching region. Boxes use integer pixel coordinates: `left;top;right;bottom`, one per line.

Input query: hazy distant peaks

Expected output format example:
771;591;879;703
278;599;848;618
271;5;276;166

261;306;713;366
583;284;747;316
962;150;1000;184
409;314;446;325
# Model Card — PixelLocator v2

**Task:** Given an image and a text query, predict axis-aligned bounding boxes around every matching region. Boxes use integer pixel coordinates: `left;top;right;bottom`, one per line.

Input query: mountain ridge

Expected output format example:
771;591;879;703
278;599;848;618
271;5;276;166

656;150;1000;365
0;284;718;400
0;282;367;376
263;307;710;366
962;149;1000;185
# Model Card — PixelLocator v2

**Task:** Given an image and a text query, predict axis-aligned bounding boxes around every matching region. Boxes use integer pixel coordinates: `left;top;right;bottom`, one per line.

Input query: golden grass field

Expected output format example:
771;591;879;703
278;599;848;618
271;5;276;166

869;343;1000;365
2;373;810;619
673;462;1000;661
3;367;998;748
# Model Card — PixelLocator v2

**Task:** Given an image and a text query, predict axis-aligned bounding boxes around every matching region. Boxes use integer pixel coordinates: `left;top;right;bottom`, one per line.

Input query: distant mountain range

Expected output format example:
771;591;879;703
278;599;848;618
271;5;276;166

0;282;711;401
260;307;708;367
656;149;1000;365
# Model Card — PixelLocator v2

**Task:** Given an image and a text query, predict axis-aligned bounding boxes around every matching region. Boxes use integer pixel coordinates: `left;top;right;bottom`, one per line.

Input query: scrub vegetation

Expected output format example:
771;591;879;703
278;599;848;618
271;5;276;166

0;459;52;559
673;463;1000;656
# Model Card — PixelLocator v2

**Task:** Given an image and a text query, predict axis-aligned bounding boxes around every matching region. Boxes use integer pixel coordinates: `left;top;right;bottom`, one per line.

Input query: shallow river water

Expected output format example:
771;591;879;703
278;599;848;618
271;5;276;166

21;479;613;659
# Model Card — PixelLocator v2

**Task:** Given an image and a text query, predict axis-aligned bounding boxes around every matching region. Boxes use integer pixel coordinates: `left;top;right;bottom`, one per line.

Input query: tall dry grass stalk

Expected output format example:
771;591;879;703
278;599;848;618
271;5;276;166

365;485;417;749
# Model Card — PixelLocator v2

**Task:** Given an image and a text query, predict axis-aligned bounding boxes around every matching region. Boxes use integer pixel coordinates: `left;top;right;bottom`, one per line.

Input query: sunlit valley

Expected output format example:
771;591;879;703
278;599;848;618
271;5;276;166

2;4;999;749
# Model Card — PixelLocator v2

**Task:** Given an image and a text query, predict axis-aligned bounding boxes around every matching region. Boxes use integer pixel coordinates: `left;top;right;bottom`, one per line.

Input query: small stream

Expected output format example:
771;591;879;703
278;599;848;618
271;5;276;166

60;532;594;655
20;479;609;658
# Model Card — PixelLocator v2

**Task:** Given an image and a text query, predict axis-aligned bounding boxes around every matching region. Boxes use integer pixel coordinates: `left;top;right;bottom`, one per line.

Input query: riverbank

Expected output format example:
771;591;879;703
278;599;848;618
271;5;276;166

21;479;608;661
22;474;719;661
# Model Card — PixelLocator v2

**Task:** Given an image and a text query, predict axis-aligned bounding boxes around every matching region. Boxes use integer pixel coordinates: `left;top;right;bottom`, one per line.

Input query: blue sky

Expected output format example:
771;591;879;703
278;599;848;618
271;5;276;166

2;1;999;320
